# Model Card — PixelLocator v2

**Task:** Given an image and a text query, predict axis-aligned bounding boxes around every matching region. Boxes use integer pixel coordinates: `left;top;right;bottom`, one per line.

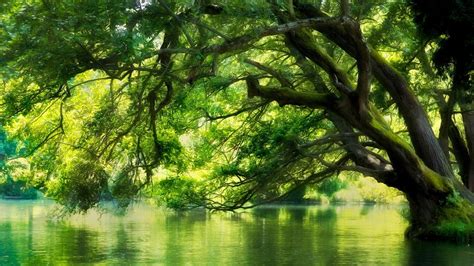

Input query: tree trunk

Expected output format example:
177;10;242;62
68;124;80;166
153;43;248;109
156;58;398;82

295;5;454;179
462;109;474;190
335;99;474;242
449;123;471;184
364;114;474;242
404;184;474;243
263;3;474;242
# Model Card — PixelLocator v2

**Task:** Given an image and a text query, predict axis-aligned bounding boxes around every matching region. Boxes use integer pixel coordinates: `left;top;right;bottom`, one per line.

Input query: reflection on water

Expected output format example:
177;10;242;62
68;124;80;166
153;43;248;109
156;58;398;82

0;200;473;265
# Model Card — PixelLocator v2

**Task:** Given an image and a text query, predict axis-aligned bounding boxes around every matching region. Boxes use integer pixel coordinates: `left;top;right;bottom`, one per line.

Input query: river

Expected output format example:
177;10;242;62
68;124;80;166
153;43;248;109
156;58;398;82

0;200;473;265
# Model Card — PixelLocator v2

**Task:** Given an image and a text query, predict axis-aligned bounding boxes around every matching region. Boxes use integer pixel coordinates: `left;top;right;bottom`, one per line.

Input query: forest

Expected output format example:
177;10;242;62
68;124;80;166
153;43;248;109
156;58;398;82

0;0;473;245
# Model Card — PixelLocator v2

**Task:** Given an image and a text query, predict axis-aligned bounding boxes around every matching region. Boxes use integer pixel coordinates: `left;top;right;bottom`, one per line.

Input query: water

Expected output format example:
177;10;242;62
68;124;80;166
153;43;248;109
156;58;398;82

0;200;473;265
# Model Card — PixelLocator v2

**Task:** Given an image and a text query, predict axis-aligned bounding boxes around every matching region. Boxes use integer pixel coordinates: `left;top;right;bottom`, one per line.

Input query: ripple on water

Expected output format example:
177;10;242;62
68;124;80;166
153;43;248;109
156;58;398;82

0;200;473;265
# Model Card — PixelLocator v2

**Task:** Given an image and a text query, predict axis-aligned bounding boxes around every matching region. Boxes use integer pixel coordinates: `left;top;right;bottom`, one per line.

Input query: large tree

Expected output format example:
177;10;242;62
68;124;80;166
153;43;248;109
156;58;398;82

0;0;473;241
410;0;474;192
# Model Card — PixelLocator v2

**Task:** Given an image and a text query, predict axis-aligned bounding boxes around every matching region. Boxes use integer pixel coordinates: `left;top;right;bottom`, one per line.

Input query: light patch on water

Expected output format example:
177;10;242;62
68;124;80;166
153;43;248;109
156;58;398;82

0;200;473;265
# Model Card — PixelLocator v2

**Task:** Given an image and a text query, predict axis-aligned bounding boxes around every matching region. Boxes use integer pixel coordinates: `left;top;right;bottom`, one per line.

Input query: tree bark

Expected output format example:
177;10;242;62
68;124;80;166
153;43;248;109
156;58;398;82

462;109;474;190
294;5;454;179
418;49;473;190
254;2;474;242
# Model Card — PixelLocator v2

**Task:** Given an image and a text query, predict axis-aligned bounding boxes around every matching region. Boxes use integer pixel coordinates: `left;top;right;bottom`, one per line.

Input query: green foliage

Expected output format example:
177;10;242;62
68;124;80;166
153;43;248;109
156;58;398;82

46;156;109;212
0;126;38;199
196;106;337;208
355;179;405;203
0;178;37;199
153;176;203;209
430;221;474;244
316;177;347;197
413;199;474;244
109;167;142;209
0;0;471;223
0;126;16;159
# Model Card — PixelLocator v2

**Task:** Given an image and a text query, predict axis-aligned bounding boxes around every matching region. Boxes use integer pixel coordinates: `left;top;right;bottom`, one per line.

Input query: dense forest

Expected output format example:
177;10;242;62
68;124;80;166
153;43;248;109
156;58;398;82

0;0;473;242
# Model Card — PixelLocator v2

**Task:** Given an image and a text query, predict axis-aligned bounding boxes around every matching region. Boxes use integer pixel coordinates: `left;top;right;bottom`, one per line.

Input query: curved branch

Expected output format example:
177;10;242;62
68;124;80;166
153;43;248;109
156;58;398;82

343;19;372;110
204;101;270;121
294;4;453;178
244;59;293;88
284;28;354;96
246;76;337;108
203;17;338;55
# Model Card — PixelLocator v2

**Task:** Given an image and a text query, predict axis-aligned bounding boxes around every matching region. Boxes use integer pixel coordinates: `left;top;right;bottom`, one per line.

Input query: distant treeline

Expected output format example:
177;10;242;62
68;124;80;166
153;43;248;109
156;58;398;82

0;127;37;199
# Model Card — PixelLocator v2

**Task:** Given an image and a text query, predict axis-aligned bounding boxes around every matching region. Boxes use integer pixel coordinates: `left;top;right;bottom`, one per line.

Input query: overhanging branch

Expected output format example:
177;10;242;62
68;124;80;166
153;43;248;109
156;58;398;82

244;59;293;88
203;17;338;55
204;101;270;121
246;76;337;108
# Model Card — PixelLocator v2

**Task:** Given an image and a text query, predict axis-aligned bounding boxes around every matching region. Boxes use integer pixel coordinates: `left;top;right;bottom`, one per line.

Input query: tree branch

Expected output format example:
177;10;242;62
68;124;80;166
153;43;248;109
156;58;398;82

340;0;350;17
246;76;336;108
294;3;455;179
343;19;372;111
203;17;338;55
244;59;292;88
204;101;270;121
284;28;354;96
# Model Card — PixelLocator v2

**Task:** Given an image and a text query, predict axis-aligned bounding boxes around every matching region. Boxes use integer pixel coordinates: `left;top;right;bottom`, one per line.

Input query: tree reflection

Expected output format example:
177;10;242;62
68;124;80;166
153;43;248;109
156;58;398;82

110;223;139;263
404;240;474;265
1;202;474;265
0;223;19;265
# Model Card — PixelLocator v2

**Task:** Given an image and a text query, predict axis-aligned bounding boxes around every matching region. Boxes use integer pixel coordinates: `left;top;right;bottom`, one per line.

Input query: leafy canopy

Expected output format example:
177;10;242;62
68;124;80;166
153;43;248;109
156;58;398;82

0;0;471;212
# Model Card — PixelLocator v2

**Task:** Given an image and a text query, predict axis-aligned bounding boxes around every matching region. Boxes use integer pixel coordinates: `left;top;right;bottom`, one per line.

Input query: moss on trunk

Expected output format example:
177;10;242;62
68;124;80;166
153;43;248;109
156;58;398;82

406;194;474;244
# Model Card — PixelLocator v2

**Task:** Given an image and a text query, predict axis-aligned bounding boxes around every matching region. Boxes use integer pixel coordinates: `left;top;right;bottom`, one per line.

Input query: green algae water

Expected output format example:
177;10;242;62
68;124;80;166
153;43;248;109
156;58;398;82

0;200;473;265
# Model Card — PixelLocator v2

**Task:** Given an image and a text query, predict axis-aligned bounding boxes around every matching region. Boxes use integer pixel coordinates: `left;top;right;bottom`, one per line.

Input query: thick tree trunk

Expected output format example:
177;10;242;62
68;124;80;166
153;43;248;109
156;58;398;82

260;3;474;242
404;184;474;243
361;113;474;242
295;5;454;179
335;100;474;242
462;109;474;190
449;123;471;183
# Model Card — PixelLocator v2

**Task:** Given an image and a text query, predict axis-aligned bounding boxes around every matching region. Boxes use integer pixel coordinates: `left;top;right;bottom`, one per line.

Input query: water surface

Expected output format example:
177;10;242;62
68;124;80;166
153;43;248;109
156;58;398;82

0;200;473;265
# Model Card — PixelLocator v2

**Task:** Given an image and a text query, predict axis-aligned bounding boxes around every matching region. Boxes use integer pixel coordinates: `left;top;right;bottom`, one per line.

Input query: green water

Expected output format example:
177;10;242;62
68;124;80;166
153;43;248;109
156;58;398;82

0;200;473;265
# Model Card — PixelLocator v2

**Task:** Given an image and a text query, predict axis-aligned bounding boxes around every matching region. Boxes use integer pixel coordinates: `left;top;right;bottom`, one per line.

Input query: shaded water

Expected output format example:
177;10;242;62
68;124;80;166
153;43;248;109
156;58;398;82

0;200;473;265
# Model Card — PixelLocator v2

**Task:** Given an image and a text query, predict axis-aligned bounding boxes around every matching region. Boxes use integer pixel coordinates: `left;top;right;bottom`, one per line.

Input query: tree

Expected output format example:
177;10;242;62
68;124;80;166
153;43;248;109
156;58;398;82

0;126;37;198
0;0;473;241
410;0;474;191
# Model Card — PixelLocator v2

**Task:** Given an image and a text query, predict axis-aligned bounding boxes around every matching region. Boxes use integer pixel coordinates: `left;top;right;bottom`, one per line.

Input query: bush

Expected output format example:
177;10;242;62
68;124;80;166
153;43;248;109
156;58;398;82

0;178;37;199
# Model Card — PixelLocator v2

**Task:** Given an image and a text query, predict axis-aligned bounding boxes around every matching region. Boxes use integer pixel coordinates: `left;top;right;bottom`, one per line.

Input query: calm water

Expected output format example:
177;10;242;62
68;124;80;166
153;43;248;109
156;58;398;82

0;200;473;265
